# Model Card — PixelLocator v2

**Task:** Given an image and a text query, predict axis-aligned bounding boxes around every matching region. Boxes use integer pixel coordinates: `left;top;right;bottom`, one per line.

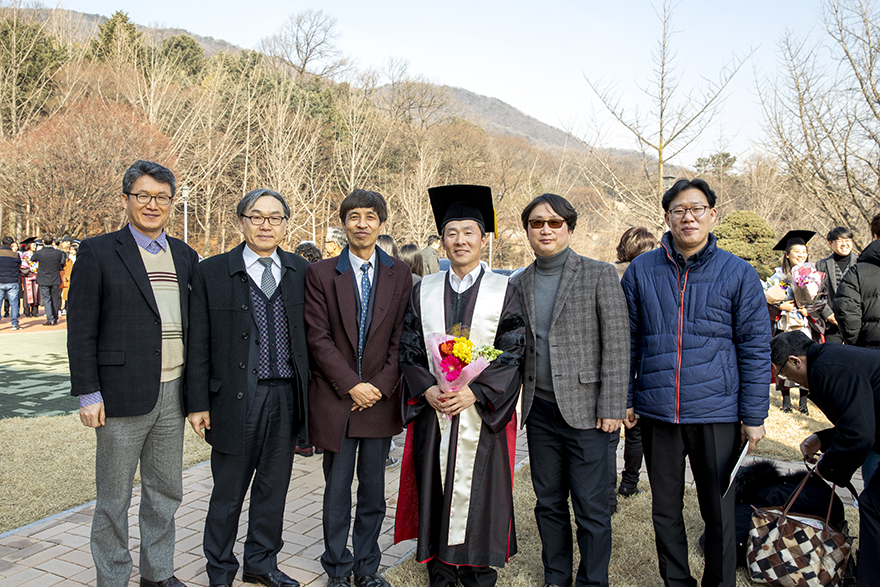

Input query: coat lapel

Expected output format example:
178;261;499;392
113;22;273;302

367;249;396;339
549;251;579;329
168;237;191;336
521;263;537;332
116;228;160;317
334;248;360;352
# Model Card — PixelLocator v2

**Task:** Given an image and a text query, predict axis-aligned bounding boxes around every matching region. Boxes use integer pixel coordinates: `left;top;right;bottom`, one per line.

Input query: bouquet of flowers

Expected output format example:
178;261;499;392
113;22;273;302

763;269;790;305
790;262;825;308
425;331;502;395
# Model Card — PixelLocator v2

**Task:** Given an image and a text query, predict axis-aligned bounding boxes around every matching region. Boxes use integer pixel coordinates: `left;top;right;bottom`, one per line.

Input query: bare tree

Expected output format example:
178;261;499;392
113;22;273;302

580;0;750;228
259;9;349;82
761;0;880;247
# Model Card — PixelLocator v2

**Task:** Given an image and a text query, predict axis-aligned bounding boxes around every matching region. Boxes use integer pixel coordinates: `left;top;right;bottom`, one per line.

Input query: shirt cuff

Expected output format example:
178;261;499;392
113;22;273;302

79;391;104;407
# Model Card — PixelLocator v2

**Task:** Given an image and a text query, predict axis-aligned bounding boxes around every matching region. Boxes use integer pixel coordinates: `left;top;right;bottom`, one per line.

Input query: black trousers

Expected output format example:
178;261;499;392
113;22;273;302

39;284;61;322
641;418;738;587
427;558;497;587
527;397;612;587
204;381;295;585
321;426;391;578
607;421;644;505
859;469;880;586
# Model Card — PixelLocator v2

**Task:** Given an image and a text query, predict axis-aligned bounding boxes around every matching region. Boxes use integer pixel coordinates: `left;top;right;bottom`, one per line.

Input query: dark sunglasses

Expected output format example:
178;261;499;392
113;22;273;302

528;218;566;229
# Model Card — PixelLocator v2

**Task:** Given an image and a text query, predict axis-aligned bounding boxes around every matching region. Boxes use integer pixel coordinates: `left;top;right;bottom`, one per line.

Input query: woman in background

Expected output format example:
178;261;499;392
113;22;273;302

397;244;424;286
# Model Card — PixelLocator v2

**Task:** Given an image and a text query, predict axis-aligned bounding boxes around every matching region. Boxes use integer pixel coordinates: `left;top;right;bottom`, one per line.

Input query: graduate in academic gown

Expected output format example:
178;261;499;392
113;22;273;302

394;185;525;587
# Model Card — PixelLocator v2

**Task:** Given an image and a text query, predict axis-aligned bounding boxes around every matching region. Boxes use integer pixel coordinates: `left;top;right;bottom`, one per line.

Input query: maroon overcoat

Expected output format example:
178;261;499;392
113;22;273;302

304;245;412;453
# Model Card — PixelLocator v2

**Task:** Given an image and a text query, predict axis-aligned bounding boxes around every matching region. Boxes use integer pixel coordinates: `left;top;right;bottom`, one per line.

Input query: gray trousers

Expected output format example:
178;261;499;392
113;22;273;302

92;378;184;587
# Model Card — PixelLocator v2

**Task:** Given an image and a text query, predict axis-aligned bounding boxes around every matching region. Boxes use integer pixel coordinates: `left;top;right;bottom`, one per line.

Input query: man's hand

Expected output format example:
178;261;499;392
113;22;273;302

349;382;382;411
741;424;765;454
623;407;639;429
800;433;822;463
438;386;478;417
188;411;211;438
597;418;623;433
79;402;105;428
424;385;444;411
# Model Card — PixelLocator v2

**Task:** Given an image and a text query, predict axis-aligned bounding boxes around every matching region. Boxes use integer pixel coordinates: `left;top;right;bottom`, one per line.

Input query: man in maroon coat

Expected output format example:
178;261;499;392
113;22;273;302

305;189;412;587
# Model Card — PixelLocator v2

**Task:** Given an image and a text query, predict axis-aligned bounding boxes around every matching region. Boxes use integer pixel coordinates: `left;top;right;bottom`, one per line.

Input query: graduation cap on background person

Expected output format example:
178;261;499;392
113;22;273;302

773;230;816;251
428;184;497;236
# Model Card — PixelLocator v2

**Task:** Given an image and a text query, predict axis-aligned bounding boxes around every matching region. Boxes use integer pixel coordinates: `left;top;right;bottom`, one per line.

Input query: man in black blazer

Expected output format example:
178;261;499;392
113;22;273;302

30;233;66;325
68;160;200;587
186;189;309;587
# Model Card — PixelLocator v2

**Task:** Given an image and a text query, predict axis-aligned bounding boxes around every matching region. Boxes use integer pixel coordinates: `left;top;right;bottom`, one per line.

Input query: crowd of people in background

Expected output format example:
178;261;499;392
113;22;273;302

1;160;877;587
0;234;78;330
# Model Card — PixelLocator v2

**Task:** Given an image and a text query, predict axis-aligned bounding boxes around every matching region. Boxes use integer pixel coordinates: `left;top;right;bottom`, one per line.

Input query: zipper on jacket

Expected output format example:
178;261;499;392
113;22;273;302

663;244;688;424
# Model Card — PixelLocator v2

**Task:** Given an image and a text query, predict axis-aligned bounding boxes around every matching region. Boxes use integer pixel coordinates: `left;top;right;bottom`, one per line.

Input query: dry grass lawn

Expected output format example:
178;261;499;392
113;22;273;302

0;413;210;533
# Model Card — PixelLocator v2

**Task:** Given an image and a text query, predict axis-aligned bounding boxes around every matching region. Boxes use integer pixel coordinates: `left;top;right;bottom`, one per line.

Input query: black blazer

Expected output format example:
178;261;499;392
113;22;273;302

67;226;200;417
185;243;310;455
31;247;66;286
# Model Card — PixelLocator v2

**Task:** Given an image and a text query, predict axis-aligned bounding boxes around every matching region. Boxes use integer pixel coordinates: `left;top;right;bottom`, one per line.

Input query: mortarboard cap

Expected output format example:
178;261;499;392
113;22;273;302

773;230;816;251
428;184;497;235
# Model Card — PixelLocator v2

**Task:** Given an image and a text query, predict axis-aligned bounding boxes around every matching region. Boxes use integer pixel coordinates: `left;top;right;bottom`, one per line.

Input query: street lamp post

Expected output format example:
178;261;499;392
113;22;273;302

180;185;190;244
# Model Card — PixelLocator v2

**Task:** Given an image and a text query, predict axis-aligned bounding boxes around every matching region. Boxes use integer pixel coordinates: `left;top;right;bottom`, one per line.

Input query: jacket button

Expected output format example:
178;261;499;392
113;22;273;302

241;304;248;311
155;320;160;325
236;392;243;399
529;376;534;381
241;276;247;282
252;369;257;374
239;362;246;369
255;339;260;345
155;349;160;356
242;333;249;339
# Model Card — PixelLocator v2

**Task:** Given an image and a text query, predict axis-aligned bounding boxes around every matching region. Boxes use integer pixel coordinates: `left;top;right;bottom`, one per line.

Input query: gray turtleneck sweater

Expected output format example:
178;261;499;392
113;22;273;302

534;247;570;403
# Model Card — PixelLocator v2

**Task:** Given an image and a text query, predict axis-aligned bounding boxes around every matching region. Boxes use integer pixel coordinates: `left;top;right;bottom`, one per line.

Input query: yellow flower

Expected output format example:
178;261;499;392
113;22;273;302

451;337;474;364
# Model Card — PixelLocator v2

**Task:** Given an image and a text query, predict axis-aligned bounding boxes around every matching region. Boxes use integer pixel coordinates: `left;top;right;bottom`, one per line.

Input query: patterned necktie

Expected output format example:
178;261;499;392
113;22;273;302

357;262;372;377
258;257;276;298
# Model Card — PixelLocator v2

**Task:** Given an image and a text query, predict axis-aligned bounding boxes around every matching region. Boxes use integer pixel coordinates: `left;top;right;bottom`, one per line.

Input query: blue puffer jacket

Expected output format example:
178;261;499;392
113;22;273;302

621;233;770;426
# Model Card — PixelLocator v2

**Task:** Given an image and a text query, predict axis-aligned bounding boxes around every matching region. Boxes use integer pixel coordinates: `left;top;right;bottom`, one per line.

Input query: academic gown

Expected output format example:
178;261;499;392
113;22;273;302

394;270;525;568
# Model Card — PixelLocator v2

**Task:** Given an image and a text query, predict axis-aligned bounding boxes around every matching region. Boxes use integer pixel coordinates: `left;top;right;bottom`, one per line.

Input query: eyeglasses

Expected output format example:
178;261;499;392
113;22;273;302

126;192;172;206
528;218;566;229
668;205;711;219
242;215;287;226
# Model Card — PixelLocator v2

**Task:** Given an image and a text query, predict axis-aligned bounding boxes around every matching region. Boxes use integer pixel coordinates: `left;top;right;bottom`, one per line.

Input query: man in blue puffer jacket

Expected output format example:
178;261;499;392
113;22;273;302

621;178;771;587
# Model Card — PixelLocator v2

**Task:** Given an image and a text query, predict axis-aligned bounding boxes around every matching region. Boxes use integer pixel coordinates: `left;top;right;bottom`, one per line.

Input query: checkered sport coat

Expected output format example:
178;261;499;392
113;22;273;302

513;250;630;429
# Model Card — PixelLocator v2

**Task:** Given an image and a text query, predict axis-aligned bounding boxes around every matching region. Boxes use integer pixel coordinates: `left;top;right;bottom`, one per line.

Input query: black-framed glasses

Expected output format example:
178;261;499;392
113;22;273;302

668;205;710;219
528;218;566;229
242;215;287;226
126;192;172;206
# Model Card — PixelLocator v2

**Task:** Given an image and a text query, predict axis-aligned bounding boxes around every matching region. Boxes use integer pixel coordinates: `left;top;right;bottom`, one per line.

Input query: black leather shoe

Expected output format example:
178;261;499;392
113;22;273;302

354;574;390;587
242;569;301;587
140;577;186;587
542;583;567;587
618;485;640;497
327;577;351;587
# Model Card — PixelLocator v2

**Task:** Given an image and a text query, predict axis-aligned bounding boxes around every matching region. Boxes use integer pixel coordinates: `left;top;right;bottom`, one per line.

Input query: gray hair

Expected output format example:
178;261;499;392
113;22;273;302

236;188;290;219
326;227;347;247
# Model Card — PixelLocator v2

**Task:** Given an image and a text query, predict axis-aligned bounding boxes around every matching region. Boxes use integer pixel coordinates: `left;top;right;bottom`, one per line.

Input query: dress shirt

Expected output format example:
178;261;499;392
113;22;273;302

349;248;377;305
128;224;168;255
448;262;484;294
243;245;281;294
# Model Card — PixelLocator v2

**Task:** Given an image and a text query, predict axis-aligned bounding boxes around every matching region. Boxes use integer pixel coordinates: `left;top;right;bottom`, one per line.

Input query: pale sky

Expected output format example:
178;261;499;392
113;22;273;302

58;0;827;169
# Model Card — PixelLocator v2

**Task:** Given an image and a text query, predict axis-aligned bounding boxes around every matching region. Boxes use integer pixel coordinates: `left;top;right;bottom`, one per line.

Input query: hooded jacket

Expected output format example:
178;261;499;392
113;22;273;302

833;239;880;349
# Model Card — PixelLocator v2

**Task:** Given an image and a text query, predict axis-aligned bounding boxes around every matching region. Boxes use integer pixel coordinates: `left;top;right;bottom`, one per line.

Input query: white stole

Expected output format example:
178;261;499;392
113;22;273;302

419;268;508;545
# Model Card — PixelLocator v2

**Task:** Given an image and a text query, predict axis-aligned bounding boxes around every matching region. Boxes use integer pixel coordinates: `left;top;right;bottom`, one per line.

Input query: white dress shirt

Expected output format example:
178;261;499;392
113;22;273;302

448;262;484;294
349;248;377;304
243;245;281;294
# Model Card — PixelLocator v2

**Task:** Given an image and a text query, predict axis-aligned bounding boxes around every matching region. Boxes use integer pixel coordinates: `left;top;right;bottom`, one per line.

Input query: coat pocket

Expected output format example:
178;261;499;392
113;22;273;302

96;350;124;365
209;376;222;394
578;369;601;384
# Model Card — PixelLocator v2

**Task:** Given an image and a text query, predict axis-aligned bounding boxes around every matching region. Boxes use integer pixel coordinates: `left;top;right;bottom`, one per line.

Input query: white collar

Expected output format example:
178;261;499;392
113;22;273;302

349;248;377;274
448;262;484;294
242;244;280;269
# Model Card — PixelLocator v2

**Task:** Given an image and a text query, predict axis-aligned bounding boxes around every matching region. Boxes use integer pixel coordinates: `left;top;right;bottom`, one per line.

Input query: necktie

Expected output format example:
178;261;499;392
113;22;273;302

357;262;372;377
258;257;276;298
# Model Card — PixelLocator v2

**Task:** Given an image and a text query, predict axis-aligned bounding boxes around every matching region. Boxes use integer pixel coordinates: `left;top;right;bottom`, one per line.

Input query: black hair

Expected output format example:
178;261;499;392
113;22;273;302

1;236;13;246
42;234;54;246
122;160;176;198
770;331;815;368
826;227;853;242
338;189;388;224
294;242;322;263
520;193;578;231
872;213;880;240
661;178;717;211
398;244;425;277
236;188;290;219
377;234;398;258
427;235;440;246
